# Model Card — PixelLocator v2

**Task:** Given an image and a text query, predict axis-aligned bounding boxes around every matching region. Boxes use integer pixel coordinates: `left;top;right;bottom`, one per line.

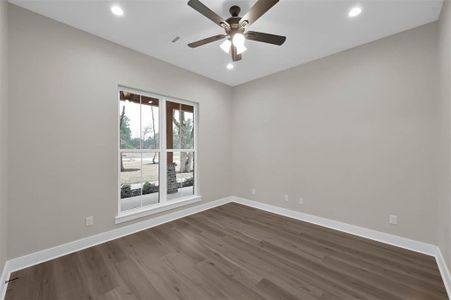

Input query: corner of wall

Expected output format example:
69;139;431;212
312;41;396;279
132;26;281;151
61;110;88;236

0;0;8;297
438;0;451;272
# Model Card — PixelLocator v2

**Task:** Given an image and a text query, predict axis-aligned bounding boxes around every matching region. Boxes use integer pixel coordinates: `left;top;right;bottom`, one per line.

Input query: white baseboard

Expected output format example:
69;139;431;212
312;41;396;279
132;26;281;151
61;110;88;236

0;196;233;299
0;260;8;300
232;197;437;255
435;246;451;298
1;195;450;300
231;196;451;298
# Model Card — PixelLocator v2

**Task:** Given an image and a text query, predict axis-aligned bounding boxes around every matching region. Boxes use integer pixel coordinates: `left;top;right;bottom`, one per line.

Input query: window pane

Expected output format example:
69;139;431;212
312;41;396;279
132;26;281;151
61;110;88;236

172;106;181;149
180;109;194;149
166;101;194;150
142;152;159;207
120;152;142;211
120;92;141;149
167;151;194;201
141;96;160;149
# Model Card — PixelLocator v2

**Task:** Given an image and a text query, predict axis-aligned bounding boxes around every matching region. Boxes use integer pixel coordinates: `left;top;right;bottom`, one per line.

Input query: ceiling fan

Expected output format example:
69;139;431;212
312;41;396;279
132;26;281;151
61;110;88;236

187;0;286;62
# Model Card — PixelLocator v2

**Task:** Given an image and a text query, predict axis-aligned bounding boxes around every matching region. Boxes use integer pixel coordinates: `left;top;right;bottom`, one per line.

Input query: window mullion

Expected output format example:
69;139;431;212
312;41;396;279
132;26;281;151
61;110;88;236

194;104;198;195
160;97;167;204
139;95;143;208
179;103;182;150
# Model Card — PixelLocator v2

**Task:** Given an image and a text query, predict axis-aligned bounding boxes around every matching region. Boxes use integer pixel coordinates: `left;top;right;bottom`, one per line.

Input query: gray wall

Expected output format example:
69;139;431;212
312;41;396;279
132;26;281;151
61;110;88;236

0;0;7;270
438;0;451;270
231;23;440;244
7;4;232;259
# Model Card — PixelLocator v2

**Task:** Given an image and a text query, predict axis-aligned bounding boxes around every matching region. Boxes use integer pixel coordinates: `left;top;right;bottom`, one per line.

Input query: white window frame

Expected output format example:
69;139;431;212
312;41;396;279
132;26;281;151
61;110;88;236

115;86;200;224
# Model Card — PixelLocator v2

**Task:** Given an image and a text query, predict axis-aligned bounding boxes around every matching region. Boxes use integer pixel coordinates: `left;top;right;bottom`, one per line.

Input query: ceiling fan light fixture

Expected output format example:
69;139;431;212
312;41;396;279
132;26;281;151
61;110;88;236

220;39;232;53
236;44;247;55
187;0;286;62
232;33;245;47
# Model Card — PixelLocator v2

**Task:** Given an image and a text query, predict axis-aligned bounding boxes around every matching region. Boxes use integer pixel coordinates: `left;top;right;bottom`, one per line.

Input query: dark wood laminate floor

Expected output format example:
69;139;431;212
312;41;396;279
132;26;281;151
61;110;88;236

5;203;449;300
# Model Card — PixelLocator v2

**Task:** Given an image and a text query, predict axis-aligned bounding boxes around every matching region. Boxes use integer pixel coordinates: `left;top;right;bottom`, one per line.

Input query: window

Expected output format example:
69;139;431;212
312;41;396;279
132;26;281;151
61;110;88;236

118;88;198;222
166;101;195;200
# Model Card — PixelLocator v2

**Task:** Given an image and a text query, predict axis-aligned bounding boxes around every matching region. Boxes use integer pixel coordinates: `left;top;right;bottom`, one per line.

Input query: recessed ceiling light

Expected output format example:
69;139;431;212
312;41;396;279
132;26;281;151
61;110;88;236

111;5;124;16
226;63;234;70
348;6;362;18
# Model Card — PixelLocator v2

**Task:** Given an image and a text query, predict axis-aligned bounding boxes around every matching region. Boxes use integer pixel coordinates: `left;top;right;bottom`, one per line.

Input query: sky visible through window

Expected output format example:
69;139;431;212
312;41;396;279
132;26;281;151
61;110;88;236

120;100;160;143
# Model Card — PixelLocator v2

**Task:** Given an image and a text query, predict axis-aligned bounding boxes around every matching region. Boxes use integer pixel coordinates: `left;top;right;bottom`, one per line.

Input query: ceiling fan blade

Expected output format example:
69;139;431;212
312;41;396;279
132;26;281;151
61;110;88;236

245;31;286;45
240;0;279;27
188;0;230;30
188;34;226;48
231;45;242;62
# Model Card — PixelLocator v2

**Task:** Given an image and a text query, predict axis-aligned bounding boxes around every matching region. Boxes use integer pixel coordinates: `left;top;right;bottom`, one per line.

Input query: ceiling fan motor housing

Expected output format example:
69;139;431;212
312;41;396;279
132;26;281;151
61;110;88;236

226;6;245;37
229;5;241;17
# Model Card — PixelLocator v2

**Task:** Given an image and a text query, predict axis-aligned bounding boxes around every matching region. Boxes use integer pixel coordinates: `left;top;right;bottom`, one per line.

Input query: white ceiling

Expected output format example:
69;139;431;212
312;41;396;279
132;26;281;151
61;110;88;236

10;0;443;86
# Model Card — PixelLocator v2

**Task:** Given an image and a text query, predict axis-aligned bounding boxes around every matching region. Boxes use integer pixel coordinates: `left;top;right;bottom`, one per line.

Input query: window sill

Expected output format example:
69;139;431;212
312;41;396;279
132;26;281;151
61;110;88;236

115;195;202;224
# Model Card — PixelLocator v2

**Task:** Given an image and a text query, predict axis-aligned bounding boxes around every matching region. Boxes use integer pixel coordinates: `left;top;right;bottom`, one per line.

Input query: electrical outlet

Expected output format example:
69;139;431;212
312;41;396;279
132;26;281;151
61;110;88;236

86;216;94;226
284;194;289;201
389;215;398;225
299;197;304;204
251;188;256;195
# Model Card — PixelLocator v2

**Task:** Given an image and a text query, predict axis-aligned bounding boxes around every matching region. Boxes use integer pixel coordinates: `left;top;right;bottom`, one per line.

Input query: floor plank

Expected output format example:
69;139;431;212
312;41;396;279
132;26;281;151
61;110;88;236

5;203;449;300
